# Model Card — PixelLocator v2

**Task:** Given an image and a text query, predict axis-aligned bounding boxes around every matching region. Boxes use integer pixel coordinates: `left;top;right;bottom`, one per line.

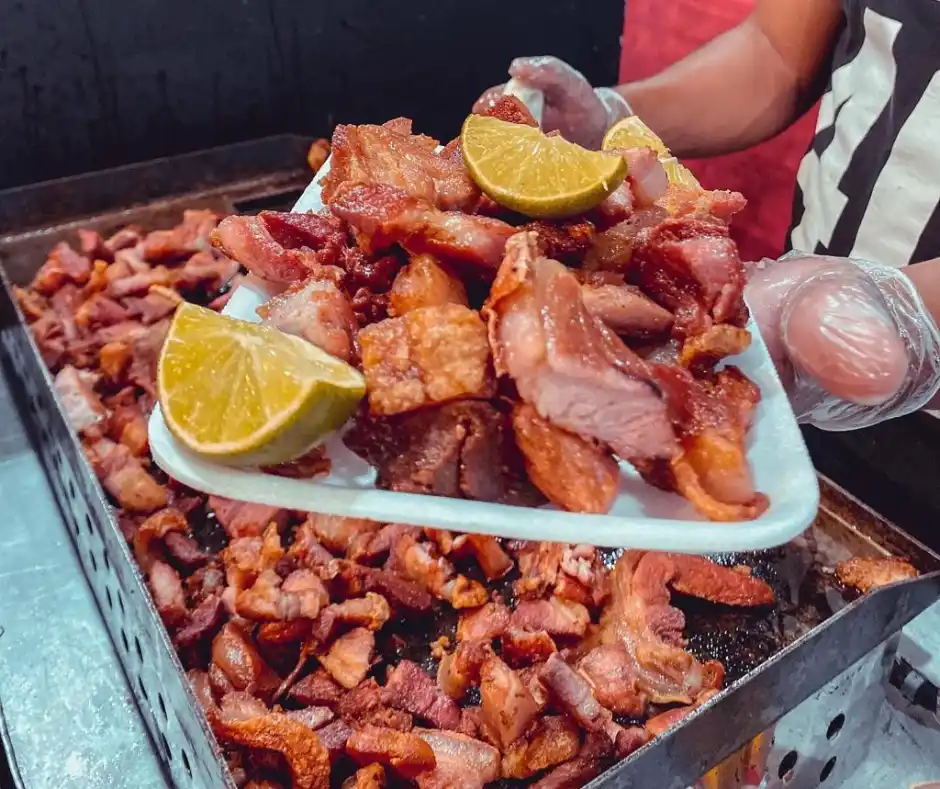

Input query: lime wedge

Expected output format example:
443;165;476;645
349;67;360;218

661;157;701;189
158;303;364;466
602;116;671;158
461;114;626;219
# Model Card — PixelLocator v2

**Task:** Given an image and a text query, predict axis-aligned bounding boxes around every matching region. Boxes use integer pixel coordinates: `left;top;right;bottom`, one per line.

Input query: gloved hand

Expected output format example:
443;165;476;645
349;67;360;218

745;252;940;430
473;56;632;149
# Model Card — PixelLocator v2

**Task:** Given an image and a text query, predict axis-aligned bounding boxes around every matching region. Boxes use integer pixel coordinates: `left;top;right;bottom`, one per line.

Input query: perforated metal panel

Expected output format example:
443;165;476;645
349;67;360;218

0;309;234;789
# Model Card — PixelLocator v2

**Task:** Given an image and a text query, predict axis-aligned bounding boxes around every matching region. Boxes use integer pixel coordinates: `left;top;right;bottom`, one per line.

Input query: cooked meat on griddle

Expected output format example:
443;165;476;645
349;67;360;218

835;556;919;593
20;113;791;788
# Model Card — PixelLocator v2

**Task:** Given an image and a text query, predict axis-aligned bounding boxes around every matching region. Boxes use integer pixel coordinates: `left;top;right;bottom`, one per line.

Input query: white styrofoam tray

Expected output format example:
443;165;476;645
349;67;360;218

149;153;819;553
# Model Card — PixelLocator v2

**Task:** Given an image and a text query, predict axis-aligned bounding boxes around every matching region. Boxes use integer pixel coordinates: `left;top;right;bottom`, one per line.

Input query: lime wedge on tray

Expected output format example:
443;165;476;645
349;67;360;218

661;157;701;189
602;115;671;157
461;114;627;219
158;303;365;466
603;116;701;189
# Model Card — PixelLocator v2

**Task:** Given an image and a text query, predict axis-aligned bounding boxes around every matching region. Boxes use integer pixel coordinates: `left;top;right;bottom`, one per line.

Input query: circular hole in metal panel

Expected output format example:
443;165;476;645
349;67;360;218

820;756;837;782
120;628;130;654
135;636;143;664
778;750;798;780
826;713;845;740
180;748;192;778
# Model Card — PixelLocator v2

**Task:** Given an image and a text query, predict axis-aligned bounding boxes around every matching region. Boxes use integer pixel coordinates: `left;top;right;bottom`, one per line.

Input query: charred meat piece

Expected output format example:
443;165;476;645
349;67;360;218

415;728;501;789
583;207;668;273
836;556;919;593
54;365;108;437
512;403;620;514
679;323;751;374
212;212;345;284
581;279;674;339
359;304;493;416
345;723;437;779
475;94;539;126
211;622;281;703
577;645;647;717
511;597;590;638
479;655;540;749
632;215;748;330
142;209;218;261
484;232;677;461
456;602;511;643
500;628;557;667
598;552;726;705
149;559;188;629
85;438;167;513
645;364;768;520
31;241;93;295
322;119;479;212
209;496;290;540
501;716;581;780
666;554;774;606
257;269;359;363
213;701;331;789
437;638;494;699
344;401;543;507
391;532;488;609
658;185;747;223
388;254;468;317
525;219;596;266
330;182;515;273
382;660;461;729
319;627;375;689
450;534;513;581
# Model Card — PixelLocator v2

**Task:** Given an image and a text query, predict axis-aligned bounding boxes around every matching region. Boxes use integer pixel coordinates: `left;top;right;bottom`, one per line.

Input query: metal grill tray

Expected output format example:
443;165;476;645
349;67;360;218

1;142;939;789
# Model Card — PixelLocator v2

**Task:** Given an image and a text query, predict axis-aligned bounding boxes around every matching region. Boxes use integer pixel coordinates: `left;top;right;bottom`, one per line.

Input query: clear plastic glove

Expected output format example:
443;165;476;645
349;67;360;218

745;252;940;430
473;56;632;149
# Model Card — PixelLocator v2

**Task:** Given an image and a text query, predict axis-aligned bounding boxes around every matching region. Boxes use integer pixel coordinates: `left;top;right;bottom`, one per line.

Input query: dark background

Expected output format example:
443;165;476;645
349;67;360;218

0;0;623;190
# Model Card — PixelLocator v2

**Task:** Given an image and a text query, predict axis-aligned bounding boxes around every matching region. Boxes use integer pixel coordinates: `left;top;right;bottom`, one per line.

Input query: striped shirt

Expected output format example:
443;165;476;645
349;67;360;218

789;0;940;267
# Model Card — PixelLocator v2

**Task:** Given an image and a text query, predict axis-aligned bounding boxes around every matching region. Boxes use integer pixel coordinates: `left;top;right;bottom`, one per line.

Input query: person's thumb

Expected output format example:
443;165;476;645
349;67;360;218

779;268;909;407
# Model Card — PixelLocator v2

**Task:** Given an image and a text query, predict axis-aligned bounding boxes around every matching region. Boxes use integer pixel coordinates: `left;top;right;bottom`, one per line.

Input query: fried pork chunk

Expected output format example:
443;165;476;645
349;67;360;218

388;254;468;317
836;556;918;593
511;403;620;514
344;400;544;507
330;182;515;273
359;303;494;416
212;211;345;284
484;231;677;461
321;118;480;212
256;266;359;363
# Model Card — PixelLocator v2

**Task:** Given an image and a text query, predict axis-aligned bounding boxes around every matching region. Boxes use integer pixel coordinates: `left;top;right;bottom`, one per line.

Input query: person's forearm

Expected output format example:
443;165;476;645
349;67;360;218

618;20;807;158
616;0;844;159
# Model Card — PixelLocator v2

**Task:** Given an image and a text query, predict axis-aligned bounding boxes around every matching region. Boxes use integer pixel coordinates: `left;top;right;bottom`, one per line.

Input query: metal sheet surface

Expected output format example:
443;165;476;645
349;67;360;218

0;341;168;789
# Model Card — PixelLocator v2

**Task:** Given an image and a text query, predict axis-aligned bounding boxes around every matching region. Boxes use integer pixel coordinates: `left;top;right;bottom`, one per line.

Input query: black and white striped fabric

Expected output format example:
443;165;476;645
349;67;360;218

788;0;940;267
